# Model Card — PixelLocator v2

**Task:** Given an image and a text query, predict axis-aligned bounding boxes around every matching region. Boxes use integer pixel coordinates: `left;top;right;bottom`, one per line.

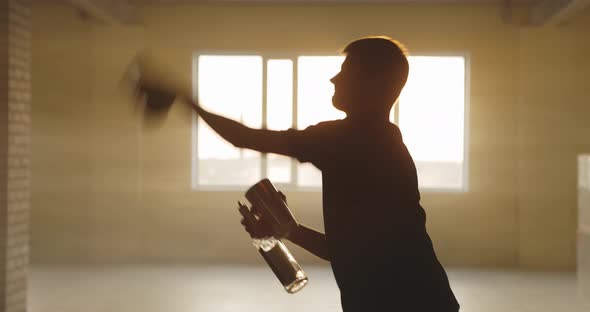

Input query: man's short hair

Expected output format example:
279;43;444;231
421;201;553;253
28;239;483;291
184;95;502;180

342;36;409;96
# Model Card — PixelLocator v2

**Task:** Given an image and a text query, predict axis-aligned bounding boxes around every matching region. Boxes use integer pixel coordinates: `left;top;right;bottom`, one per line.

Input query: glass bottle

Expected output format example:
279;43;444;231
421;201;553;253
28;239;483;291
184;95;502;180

238;201;308;293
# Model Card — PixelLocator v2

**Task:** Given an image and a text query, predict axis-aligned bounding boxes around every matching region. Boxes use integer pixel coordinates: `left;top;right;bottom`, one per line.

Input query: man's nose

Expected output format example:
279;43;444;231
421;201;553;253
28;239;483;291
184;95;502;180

330;73;339;84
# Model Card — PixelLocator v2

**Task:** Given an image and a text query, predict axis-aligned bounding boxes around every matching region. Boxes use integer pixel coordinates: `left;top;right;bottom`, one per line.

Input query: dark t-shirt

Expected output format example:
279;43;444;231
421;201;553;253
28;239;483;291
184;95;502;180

282;118;460;311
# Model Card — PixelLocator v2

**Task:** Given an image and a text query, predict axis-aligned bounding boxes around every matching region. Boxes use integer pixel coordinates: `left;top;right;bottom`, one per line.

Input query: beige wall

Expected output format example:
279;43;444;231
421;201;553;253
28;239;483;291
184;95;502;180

578;155;590;301
518;17;590;269
30;4;590;269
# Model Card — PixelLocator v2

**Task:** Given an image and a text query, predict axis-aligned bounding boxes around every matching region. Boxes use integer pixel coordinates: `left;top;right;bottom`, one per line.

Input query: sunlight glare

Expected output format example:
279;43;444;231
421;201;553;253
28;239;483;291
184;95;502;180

197;55;262;185
398;56;465;163
297;56;346;129
297;56;345;186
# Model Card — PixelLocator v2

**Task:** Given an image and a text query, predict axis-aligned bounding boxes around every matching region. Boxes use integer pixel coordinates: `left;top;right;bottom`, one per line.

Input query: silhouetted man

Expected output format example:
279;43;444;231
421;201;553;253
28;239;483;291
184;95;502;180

192;36;460;312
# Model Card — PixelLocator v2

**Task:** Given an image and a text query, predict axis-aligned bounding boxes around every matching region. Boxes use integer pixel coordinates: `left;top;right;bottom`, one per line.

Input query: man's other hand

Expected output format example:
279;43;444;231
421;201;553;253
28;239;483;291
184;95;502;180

240;214;275;239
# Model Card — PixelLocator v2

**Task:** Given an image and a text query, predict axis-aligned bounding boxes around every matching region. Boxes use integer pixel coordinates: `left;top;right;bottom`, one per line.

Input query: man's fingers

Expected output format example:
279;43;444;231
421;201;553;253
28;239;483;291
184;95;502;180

239;215;276;239
278;191;287;203
239;218;258;236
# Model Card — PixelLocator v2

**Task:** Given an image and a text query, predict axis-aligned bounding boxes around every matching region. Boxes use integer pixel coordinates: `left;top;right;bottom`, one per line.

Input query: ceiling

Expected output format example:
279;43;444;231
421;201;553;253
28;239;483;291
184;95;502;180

127;0;541;4
62;0;587;26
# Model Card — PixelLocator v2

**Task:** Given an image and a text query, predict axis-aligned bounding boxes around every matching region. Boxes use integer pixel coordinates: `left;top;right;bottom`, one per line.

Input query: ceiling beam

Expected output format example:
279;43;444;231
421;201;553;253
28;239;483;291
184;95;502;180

529;0;590;26
66;0;136;25
500;0;513;24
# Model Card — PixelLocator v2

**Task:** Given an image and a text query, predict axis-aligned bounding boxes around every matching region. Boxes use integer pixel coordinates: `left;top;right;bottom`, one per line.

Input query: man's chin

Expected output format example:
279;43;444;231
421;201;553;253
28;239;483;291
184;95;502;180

332;97;345;112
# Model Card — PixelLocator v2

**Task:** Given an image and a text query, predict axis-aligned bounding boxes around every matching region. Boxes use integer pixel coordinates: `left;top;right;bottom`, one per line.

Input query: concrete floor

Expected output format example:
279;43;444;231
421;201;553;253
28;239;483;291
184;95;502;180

29;265;590;312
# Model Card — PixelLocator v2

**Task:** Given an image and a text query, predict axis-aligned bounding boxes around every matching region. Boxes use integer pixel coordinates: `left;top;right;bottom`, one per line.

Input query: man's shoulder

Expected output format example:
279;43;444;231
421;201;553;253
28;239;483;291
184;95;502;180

317;119;344;126
310;119;345;131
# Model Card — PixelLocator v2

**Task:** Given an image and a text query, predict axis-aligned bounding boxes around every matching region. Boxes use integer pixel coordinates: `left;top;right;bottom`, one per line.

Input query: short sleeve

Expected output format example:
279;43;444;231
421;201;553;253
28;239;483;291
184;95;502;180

280;121;337;168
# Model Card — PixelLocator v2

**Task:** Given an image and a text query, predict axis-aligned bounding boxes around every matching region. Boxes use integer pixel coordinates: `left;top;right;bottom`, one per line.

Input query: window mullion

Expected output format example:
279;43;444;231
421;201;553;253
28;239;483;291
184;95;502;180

394;99;400;125
291;56;298;187
261;56;268;179
192;55;200;189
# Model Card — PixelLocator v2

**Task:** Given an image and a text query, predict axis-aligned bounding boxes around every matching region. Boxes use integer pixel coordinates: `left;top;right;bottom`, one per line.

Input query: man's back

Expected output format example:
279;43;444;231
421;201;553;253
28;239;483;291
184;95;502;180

283;117;460;311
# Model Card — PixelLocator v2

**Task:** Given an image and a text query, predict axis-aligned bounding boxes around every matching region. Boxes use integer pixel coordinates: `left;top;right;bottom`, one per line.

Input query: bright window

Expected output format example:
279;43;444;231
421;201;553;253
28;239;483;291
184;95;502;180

194;56;262;186
192;54;468;191
398;56;467;190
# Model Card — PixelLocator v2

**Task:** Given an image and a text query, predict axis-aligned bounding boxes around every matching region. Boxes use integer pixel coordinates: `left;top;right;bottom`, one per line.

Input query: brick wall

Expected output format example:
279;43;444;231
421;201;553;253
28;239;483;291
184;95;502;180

579;155;590;305
1;0;31;311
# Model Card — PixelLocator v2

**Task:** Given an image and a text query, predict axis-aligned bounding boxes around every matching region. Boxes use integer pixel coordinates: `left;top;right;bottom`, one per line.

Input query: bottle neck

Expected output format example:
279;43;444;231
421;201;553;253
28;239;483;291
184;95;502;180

253;237;279;251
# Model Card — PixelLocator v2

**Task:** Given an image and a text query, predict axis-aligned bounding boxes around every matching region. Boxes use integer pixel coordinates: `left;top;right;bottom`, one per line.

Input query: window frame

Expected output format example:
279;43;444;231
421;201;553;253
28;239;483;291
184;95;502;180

191;51;471;193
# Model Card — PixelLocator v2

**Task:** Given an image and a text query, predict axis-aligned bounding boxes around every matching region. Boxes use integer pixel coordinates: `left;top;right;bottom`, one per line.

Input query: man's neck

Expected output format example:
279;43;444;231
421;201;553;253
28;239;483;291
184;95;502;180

346;112;391;124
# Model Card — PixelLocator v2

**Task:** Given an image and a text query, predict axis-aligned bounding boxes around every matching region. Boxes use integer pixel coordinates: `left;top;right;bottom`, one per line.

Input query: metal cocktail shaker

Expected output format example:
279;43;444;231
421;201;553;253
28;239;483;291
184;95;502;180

238;179;308;293
245;179;298;238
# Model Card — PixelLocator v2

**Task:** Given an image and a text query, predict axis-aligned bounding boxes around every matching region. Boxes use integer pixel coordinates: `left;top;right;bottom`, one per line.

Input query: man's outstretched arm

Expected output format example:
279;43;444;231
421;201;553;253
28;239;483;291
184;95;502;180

185;97;330;261
187;98;291;156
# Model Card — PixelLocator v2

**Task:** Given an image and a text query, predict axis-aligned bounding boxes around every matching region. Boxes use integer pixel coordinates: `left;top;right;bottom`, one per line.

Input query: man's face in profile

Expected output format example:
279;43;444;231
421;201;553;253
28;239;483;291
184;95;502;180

330;56;357;115
331;54;401;119
330;56;376;116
